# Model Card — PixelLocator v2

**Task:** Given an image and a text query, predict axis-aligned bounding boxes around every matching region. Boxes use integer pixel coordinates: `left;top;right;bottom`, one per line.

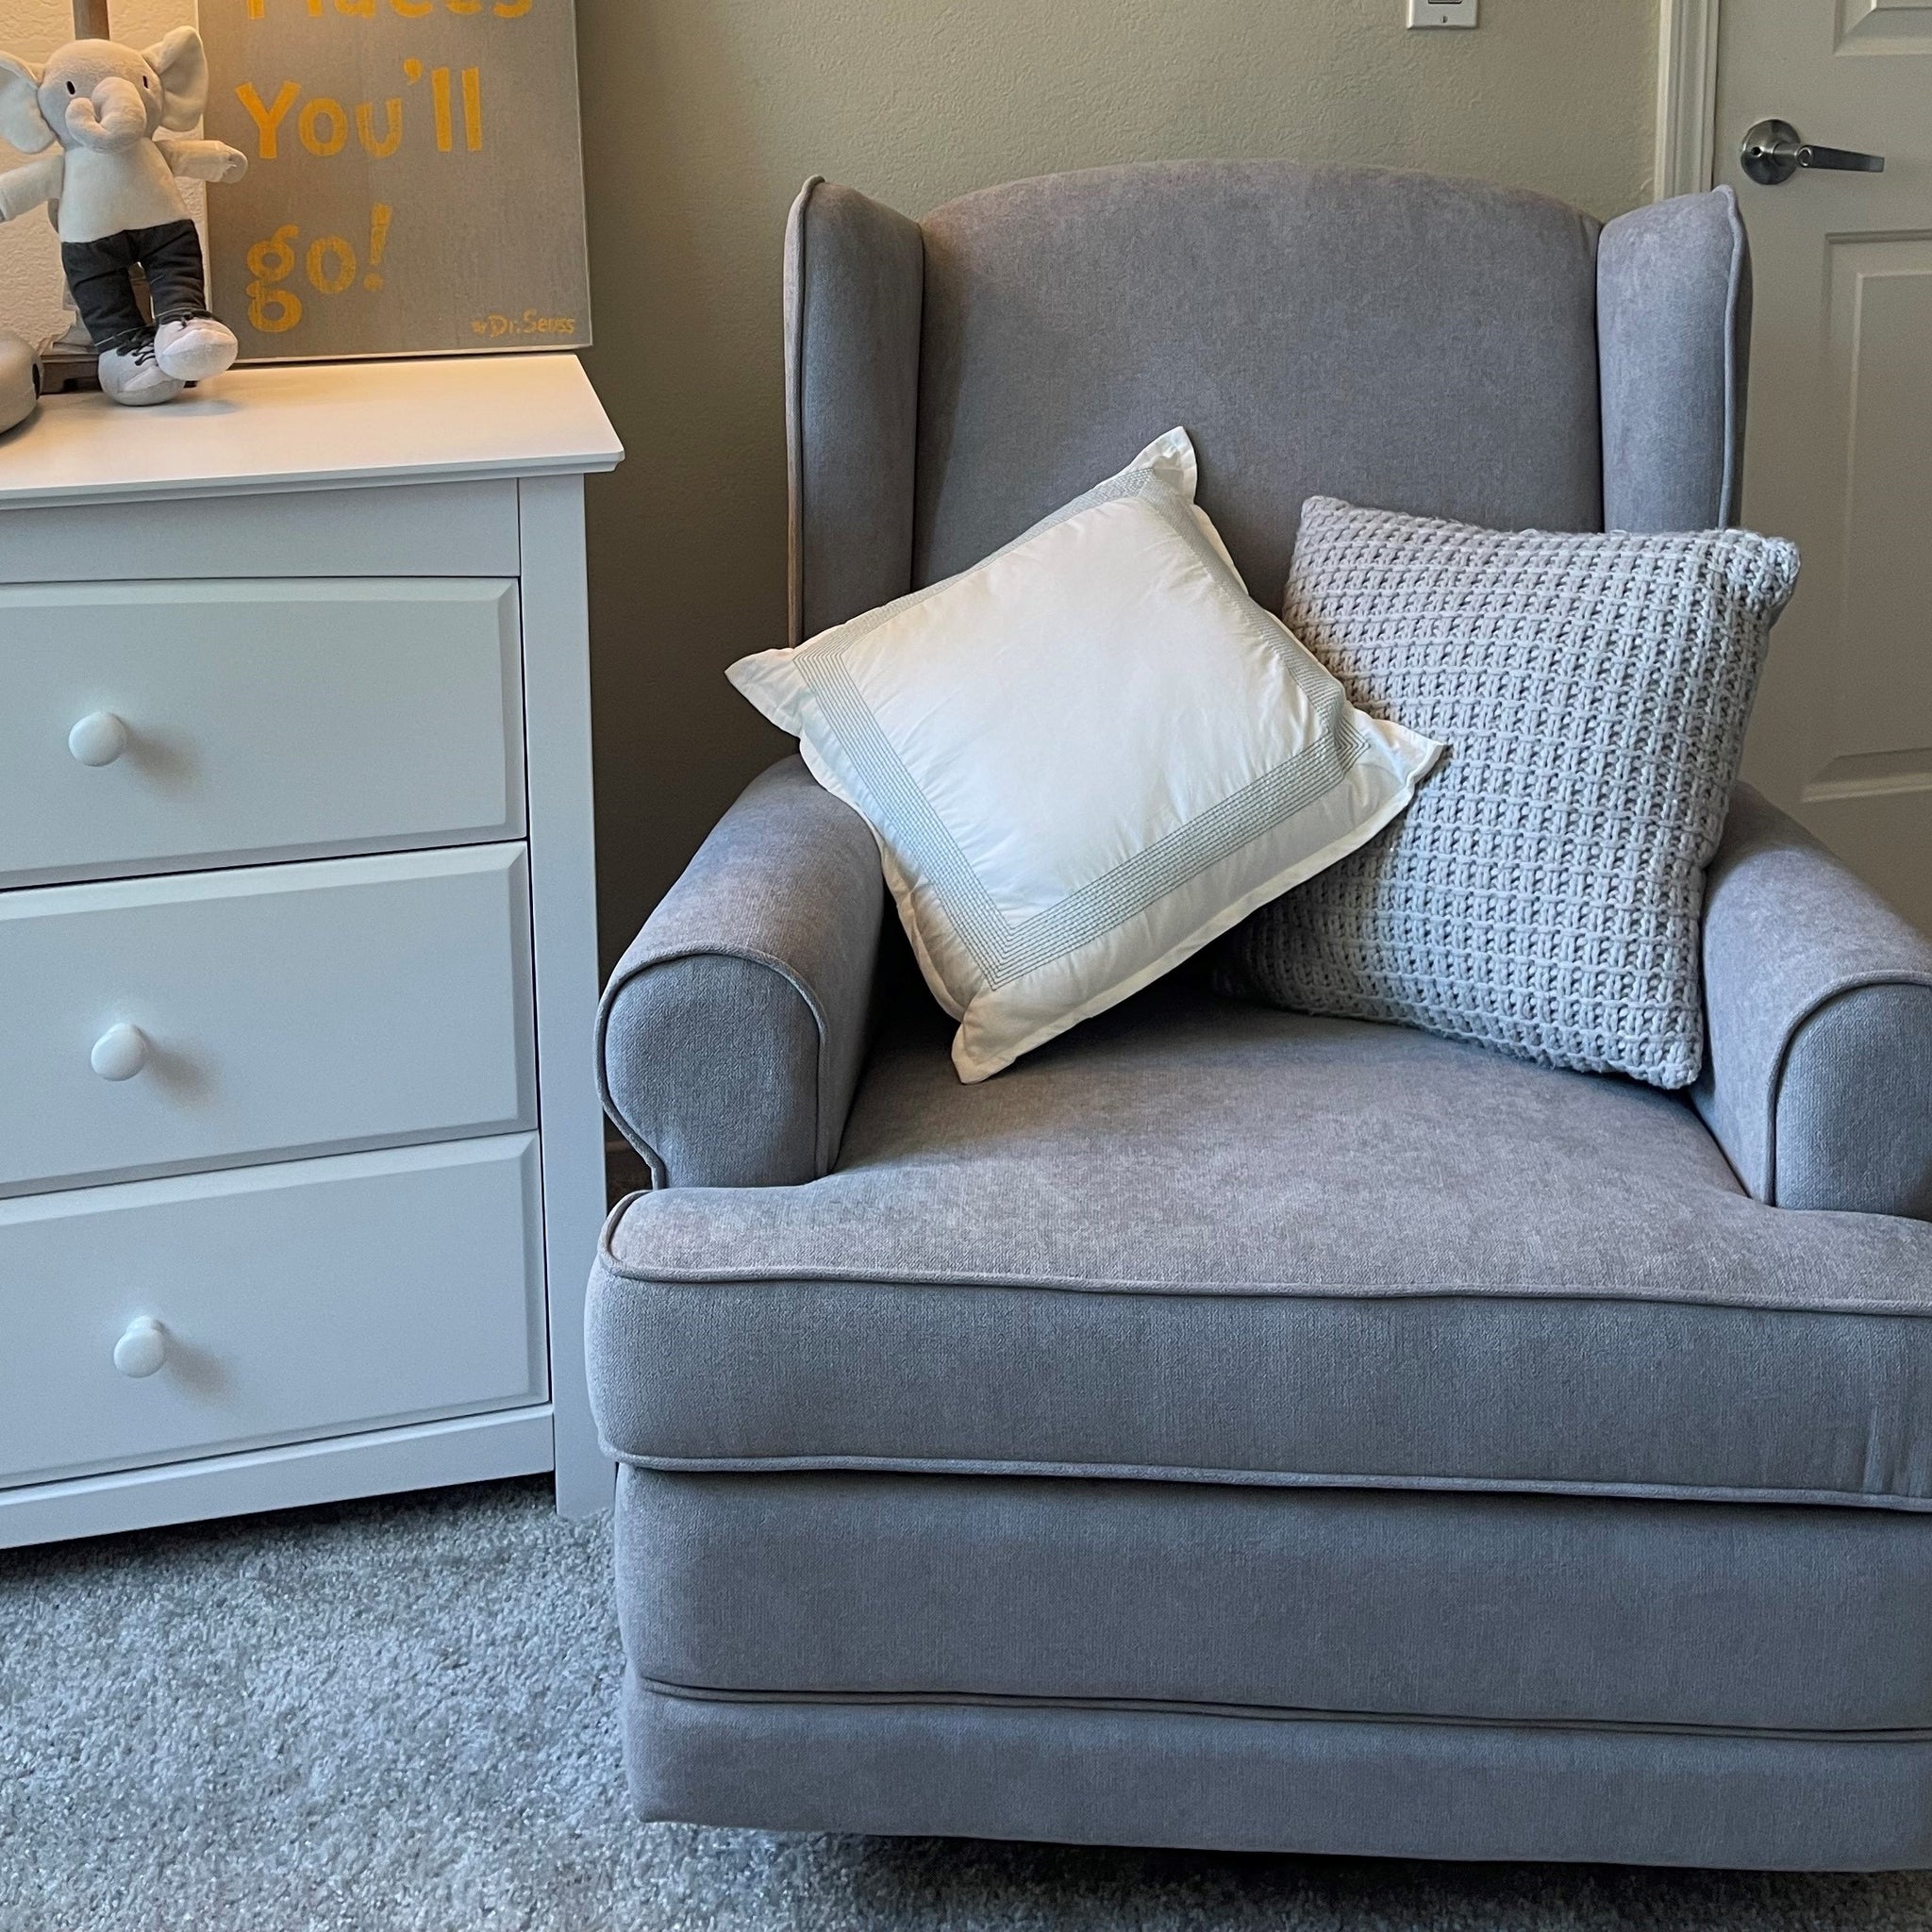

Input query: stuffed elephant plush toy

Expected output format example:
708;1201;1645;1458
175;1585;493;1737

0;30;246;407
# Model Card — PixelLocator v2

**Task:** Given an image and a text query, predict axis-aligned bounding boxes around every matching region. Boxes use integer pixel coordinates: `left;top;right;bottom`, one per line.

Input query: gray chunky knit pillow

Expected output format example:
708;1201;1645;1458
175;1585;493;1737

1222;497;1800;1089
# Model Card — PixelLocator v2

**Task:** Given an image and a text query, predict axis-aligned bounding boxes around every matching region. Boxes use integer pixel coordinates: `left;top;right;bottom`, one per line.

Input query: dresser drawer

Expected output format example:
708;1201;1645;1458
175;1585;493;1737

0;845;535;1196
0;578;524;888
0;1136;548;1491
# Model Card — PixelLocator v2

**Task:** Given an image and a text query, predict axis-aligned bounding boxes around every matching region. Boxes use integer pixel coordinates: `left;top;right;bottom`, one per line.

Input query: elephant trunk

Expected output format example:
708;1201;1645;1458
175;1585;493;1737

65;76;147;151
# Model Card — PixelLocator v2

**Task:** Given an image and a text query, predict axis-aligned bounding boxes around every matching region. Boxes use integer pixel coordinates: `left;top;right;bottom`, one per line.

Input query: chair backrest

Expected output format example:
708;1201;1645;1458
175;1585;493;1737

783;161;1748;643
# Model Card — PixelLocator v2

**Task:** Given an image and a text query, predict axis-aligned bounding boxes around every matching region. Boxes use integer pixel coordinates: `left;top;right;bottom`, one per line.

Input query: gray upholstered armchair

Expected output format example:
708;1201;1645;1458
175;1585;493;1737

588;164;1932;1868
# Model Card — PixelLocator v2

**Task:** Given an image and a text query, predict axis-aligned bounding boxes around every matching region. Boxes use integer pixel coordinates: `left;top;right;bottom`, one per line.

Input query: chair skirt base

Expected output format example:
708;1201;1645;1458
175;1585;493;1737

625;1678;1932;1870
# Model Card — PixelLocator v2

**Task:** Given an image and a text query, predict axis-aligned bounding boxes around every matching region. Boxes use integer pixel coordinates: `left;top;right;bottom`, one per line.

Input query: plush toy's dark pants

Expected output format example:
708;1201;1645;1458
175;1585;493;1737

61;219;215;356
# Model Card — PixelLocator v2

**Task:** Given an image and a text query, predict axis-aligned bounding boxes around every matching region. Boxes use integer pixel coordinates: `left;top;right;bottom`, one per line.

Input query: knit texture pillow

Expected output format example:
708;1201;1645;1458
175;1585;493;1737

1221;497;1801;1089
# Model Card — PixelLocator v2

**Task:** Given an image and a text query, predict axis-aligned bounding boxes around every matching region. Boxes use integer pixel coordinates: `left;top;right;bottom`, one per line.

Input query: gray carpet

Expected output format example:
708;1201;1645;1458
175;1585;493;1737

7;1478;1932;1932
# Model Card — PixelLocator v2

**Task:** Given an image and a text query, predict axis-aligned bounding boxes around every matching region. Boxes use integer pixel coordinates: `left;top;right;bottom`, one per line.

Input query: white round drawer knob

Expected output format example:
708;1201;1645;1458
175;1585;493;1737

113;1317;167;1379
68;710;129;768
91;1023;150;1082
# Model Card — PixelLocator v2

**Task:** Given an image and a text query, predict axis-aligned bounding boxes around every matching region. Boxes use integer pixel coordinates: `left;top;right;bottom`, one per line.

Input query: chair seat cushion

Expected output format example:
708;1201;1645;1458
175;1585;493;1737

587;981;1932;1507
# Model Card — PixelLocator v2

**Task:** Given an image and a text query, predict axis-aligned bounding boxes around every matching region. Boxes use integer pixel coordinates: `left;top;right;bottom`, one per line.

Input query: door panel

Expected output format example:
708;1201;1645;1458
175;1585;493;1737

1835;0;1932;54
1827;251;1932;750
1718;0;1932;932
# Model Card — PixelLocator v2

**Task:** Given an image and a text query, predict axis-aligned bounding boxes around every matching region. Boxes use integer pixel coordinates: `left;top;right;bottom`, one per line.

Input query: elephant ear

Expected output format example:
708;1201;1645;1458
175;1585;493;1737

0;53;53;154
144;27;208;131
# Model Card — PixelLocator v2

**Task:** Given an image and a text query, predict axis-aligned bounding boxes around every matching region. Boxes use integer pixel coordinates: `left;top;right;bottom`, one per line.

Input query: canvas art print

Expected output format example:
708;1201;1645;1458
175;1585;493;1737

200;0;591;361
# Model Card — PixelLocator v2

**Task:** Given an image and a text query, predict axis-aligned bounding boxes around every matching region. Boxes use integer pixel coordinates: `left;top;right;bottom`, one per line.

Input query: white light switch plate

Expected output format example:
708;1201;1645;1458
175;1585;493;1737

1408;0;1478;24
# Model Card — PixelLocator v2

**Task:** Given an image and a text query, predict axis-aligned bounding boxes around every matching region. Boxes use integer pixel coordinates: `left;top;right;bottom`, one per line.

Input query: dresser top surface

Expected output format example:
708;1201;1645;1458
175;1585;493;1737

0;354;623;509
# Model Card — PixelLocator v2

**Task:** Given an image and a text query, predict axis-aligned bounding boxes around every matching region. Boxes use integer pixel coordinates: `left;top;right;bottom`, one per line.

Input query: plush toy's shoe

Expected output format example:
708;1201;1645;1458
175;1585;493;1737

97;340;186;408
154;317;240;383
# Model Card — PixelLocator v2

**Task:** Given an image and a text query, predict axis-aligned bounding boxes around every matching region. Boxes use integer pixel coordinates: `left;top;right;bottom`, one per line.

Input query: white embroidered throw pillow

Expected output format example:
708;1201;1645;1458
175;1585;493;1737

727;432;1443;1082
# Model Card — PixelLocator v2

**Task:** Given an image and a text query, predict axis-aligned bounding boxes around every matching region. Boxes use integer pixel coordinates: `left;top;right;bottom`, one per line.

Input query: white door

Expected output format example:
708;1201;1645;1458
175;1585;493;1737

1716;0;1932;932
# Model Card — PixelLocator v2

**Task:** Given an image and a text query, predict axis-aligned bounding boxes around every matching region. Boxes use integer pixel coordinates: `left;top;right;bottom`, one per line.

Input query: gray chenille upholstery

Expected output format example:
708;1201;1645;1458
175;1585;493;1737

595;975;1932;1505
591;163;1932;1869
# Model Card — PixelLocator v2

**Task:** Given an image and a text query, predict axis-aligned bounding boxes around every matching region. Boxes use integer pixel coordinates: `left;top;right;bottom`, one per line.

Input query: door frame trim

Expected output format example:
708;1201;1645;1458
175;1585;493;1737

1656;0;1722;199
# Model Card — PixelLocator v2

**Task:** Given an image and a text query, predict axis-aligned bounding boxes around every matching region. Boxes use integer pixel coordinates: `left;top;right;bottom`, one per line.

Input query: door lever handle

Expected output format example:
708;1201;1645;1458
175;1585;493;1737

1741;119;1885;186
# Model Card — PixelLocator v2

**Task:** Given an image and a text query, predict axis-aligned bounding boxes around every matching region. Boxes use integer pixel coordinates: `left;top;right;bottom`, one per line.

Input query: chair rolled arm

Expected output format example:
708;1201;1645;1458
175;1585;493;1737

599;758;885;1189
1694;783;1932;1217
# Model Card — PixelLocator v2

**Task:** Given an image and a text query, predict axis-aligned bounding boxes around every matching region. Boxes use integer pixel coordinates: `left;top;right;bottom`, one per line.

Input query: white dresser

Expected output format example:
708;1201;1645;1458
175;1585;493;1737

0;355;624;1545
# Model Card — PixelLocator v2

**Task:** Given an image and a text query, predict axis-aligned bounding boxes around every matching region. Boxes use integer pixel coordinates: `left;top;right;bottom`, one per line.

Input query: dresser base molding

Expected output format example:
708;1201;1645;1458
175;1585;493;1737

0;1405;555;1550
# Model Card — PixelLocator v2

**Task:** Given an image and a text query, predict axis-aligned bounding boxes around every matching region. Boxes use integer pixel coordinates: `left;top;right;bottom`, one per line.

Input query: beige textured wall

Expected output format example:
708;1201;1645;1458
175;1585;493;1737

3;1;1661;963
0;0;198;342
576;0;1660;962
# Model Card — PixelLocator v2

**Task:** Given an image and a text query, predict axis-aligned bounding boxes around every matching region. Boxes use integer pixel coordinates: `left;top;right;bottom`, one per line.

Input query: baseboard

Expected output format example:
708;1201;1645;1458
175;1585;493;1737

0;1404;555;1548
